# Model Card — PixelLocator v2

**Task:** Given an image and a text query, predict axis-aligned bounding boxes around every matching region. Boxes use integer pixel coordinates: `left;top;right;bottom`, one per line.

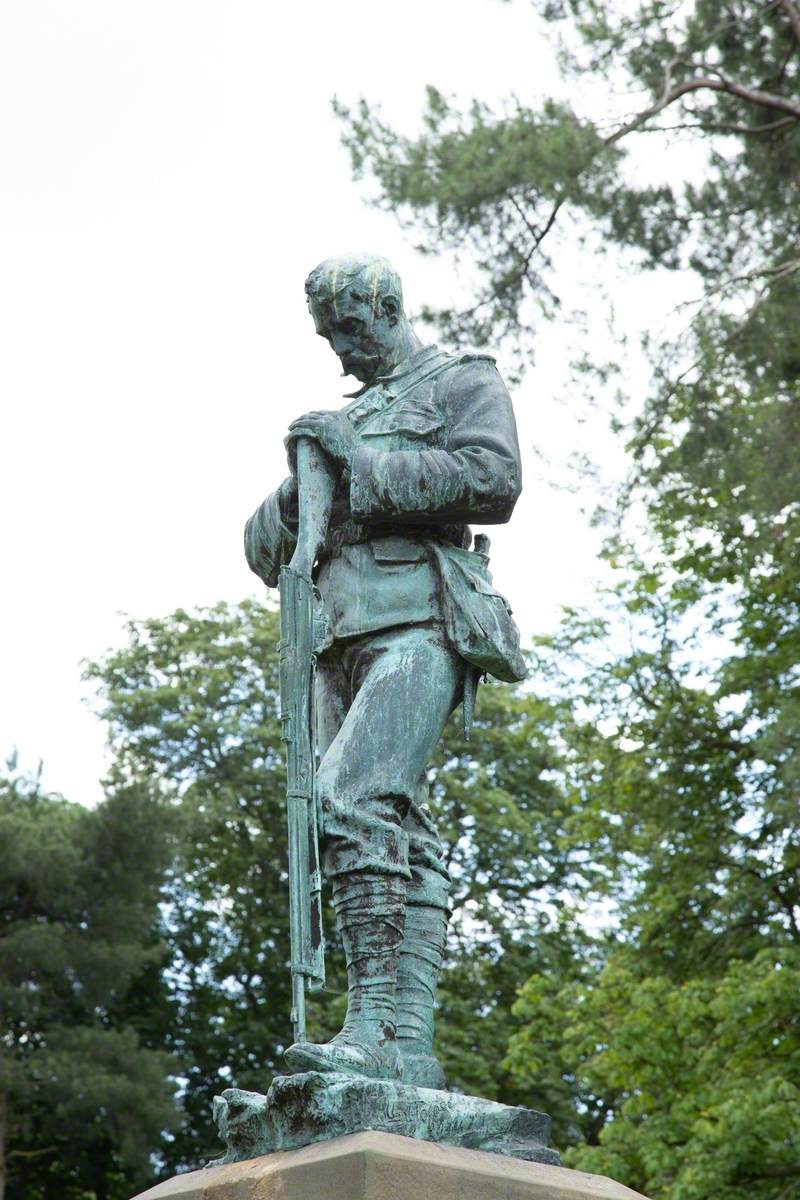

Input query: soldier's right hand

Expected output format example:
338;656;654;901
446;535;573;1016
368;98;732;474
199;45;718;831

286;410;357;471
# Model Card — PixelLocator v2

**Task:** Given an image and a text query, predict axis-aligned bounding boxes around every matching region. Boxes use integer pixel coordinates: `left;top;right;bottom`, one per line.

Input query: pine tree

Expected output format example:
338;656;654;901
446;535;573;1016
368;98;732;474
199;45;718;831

0;768;178;1200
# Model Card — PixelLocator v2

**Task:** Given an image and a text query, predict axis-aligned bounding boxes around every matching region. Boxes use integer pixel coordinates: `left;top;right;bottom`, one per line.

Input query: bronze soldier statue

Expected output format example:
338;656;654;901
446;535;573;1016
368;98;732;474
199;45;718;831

244;253;525;1090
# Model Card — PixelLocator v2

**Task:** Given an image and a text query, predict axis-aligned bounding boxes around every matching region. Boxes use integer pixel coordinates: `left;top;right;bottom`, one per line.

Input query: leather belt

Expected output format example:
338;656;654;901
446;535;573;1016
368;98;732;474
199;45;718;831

323;522;469;560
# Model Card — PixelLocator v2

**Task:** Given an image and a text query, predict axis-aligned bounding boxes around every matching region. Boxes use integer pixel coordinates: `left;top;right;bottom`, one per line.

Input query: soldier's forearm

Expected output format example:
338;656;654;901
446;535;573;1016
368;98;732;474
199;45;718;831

349;445;521;525
290;438;337;576
244;482;299;587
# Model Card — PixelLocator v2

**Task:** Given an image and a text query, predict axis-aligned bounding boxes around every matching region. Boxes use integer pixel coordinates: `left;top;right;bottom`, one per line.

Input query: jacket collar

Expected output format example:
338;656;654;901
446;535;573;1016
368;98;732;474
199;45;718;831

343;344;442;399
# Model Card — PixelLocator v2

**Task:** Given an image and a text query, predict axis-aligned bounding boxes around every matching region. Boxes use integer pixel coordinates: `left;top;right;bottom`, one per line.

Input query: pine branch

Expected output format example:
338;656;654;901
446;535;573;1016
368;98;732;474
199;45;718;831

628;115;797;135
606;59;800;148
679;255;800;306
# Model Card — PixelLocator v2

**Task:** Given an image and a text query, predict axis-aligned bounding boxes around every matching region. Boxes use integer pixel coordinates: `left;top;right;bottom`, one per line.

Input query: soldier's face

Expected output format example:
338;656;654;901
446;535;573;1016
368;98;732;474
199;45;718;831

311;295;400;384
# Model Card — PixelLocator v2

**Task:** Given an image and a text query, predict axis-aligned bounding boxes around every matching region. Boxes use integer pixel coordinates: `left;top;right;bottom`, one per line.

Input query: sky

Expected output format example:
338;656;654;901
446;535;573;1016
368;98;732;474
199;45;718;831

0;1;692;805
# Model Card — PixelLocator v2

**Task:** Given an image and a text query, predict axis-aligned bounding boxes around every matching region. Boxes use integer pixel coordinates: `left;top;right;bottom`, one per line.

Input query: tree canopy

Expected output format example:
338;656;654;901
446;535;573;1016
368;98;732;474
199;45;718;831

84;601;597;1168
7;5;800;1197
0;768;178;1200
334;3;800;1197
335;0;800;376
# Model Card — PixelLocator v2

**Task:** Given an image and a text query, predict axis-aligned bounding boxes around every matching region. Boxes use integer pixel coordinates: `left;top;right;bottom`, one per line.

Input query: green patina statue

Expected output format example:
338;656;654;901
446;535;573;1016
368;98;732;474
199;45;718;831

243;253;527;1098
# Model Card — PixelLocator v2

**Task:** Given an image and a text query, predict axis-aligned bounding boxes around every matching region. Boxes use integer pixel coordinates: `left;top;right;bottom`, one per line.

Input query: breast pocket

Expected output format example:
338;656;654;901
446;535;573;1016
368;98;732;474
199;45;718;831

360;394;444;450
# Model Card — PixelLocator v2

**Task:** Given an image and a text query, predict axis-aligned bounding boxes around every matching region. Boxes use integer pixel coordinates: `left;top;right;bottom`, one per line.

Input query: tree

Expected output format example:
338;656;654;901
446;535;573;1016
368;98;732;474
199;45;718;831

86;599;598;1159
510;948;800;1200
77;589;799;1196
85;601;294;1171
428;680;602;1123
333;0;800;380
502;569;800;1195
0;767;178;1200
333;0;800;775
332;5;800;1197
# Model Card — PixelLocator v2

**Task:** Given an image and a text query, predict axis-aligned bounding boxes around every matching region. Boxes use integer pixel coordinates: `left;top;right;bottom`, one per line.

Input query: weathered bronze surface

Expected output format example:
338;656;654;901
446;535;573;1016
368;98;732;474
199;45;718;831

211;1074;559;1165
236;253;541;1159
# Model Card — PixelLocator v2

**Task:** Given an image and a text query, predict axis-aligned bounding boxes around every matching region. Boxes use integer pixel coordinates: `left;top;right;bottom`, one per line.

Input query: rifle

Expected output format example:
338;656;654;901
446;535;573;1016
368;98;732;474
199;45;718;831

279;437;336;1044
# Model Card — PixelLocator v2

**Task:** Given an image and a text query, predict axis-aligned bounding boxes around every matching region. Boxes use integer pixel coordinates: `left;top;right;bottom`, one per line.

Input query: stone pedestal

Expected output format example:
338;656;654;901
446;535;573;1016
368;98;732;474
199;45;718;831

131;1130;650;1200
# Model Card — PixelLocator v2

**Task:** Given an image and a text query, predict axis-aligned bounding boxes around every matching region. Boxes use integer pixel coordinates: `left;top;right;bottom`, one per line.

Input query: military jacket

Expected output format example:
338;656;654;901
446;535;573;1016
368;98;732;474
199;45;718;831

244;345;526;682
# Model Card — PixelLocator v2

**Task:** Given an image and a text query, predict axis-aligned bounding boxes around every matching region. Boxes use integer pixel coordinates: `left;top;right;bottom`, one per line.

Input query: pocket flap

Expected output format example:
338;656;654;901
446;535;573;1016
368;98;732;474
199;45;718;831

360;395;443;440
469;574;512;612
470;576;501;597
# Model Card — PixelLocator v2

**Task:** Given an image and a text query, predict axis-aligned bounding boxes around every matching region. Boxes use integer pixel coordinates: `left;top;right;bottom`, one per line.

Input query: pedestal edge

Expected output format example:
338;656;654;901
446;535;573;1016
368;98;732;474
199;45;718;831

131;1129;650;1200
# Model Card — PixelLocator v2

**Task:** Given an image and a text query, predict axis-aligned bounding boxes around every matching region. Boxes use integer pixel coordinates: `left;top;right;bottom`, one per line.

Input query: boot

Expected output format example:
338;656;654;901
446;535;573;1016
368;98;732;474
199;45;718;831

395;903;448;1089
284;872;405;1080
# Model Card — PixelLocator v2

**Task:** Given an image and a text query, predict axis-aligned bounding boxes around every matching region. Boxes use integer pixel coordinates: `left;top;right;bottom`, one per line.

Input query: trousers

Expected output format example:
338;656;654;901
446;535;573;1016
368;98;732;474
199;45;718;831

315;622;463;911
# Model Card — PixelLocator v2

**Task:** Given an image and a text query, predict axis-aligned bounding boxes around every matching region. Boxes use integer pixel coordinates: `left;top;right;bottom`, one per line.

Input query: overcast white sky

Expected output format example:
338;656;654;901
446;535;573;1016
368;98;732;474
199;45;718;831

0;1;692;805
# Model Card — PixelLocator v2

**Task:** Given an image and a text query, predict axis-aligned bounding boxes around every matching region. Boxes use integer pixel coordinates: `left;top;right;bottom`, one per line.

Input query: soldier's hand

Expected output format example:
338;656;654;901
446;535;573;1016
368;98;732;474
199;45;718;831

286;410;357;471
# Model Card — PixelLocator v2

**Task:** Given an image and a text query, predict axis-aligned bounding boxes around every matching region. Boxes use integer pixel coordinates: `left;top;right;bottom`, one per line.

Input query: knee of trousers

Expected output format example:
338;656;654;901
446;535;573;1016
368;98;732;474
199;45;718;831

317;761;413;881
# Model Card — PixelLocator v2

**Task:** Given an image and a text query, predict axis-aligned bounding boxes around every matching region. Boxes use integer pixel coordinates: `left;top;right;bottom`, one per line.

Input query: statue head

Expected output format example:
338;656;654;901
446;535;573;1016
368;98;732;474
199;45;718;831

304;253;417;385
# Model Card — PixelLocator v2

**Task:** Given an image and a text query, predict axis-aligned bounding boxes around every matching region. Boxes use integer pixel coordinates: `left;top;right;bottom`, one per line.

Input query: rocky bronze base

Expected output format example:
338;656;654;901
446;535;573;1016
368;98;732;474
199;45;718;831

210;1071;561;1166
132;1130;650;1200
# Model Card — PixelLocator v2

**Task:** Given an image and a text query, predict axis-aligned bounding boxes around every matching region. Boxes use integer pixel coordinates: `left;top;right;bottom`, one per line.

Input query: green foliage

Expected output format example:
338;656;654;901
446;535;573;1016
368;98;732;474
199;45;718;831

549;582;795;967
79;573;799;1191
510;949;800;1200
334;89;634;362
334;1;800;378
11;9;800;1196
333;5;800;1196
441;918;606;1143
0;769;177;1199
85;601;294;1170
85;601;588;1165
508;559;800;1192
426;682;603;1130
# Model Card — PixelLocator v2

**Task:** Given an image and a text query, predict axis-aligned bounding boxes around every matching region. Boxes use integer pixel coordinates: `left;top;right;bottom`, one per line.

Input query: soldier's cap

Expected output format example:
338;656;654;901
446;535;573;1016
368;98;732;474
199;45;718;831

305;253;404;319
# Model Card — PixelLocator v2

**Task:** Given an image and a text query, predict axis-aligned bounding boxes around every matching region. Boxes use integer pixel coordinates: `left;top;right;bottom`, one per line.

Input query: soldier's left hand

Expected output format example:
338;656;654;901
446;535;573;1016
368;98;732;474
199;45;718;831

286;410;357;471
